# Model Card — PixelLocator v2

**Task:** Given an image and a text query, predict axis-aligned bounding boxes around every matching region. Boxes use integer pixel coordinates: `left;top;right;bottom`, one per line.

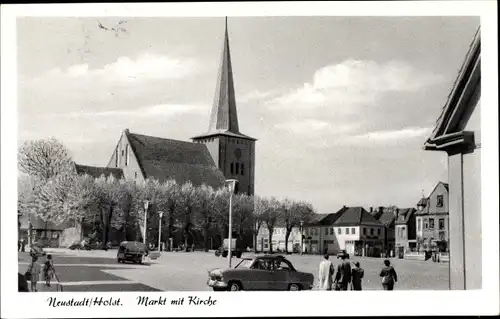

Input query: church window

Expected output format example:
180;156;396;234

230;163;234;174
235;163;240;175
241;163;244;175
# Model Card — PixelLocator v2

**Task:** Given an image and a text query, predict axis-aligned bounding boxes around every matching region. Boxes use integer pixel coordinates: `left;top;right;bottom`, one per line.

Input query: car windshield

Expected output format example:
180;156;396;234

235;259;253;269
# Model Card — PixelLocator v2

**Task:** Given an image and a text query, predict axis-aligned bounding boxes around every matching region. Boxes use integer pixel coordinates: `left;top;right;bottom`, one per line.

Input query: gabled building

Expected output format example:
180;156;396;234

423;27;481;290
332;206;385;257
395;208;417;257
415;182;450;253
374;206;399;257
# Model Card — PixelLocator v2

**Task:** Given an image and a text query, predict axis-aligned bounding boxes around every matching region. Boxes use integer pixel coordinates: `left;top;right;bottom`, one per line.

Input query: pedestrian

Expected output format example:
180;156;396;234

18;272;29;292
26;255;41;292
317;254;335;290
21;238;26;252
43;254;55;287
379;259;398;290
351;261;364;290
334;254;352;290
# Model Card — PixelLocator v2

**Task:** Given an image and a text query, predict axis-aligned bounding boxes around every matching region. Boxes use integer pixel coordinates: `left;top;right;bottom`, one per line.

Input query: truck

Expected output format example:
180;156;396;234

215;238;244;258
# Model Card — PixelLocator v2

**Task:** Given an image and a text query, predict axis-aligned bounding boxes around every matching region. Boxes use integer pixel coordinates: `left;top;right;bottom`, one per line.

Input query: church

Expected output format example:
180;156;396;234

77;19;256;196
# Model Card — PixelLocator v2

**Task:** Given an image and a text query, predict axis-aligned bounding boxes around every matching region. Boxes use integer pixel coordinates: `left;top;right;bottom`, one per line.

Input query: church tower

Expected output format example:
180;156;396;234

192;18;257;195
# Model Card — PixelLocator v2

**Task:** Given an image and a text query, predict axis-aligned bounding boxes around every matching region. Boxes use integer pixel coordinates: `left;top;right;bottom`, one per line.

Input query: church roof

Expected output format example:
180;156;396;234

192;18;256;142
333;206;383;227
75;164;124;179
126;131;225;188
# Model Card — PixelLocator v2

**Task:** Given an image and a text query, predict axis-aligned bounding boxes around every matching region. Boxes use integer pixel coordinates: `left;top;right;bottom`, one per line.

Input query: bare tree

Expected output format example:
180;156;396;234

251;196;267;253
281;199;315;254
18;138;75;180
192;184;216;252
263;197;280;254
175;182;197;251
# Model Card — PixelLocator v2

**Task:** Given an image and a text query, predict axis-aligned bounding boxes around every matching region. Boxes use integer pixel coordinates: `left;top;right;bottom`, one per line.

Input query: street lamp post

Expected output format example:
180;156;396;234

158;211;164;252
225;179;238;268
143;200;149;245
300;220;304;256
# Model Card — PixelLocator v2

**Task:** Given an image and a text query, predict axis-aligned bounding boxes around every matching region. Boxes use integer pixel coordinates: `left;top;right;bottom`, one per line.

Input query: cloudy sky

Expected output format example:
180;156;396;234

17;16;480;213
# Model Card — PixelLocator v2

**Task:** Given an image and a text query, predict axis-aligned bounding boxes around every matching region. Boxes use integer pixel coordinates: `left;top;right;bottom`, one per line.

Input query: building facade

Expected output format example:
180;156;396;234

424;28;481;290
415;182;450;253
395;208;417;257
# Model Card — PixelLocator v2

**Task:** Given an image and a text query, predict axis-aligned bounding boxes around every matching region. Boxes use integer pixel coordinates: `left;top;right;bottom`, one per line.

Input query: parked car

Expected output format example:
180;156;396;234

117;241;149;264
215;238;244;258
29;244;46;257
337;250;350;259
207;255;314;291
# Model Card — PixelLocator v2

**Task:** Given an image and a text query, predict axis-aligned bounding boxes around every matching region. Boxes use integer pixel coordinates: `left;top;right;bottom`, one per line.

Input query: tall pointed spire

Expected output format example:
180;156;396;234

207;17;240;134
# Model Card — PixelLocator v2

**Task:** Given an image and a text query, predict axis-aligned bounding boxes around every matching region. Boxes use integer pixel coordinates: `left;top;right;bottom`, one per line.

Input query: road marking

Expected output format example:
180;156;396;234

18;262;147;268
27;280;139;286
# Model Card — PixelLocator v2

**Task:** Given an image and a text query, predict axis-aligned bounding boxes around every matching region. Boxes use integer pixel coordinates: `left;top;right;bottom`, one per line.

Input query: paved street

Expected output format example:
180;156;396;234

19;250;449;291
18;252;160;292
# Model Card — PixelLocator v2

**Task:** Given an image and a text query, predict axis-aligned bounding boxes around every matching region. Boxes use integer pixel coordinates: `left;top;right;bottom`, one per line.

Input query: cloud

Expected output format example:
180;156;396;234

43;52;198;84
352;127;432;141
238;89;284;103
275;119;357;136
48;103;206;119
269;59;444;110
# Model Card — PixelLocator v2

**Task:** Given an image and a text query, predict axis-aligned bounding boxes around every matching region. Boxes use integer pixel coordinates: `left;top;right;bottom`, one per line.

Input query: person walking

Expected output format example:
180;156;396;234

334;255;352;290
26;256;41;292
351;261;364;290
317;254;335;290
43;254;55;287
379;259;398;290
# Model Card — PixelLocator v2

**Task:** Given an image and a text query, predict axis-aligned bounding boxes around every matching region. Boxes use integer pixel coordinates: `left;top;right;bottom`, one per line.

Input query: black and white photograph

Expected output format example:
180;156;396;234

1;2;498;318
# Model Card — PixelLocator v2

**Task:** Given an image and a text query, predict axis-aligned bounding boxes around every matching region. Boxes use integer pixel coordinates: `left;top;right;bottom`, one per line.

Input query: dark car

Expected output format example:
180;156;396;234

207;255;314;291
117;241;148;264
337;250;350;259
29;244;46;257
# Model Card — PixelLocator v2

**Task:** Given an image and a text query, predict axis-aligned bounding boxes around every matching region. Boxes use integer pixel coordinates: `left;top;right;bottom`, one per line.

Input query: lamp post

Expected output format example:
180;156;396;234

143;200;149;245
225;179;238;268
158;211;164;252
300;220;304;256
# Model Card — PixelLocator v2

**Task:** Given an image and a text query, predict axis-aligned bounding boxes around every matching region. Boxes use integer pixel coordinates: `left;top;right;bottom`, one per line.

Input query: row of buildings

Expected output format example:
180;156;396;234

256;181;450;259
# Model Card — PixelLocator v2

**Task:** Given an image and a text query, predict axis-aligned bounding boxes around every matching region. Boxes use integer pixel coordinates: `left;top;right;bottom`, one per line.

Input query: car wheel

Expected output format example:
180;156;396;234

227;281;242;291
288;283;301;291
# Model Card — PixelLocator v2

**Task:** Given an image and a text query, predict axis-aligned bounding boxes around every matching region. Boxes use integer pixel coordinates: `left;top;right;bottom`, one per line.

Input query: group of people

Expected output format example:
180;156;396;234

318;254;398;291
19;253;57;292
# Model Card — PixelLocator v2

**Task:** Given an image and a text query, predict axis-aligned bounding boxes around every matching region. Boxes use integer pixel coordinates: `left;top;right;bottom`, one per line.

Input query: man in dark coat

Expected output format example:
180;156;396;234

379;259;398;290
351;261;364;290
334;255;352;290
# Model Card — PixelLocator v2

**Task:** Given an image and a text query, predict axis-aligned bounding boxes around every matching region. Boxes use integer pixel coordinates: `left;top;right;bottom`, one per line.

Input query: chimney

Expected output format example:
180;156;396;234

370;207;373;213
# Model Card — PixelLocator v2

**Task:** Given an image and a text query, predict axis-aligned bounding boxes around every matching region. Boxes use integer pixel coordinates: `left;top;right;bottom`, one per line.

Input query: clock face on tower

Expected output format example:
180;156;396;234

234;148;242;159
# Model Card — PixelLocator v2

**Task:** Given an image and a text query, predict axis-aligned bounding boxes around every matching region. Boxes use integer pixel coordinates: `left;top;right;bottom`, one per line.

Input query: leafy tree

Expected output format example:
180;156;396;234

232;193;254;240
192;184;217;251
18;138;75;180
175;182;197;251
211;187;231;245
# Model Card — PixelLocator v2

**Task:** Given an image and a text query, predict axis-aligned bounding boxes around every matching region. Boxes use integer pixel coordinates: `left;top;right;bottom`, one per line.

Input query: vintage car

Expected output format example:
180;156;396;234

337;250;350;259
207;255;314;291
117;241;148;264
29;244;46;258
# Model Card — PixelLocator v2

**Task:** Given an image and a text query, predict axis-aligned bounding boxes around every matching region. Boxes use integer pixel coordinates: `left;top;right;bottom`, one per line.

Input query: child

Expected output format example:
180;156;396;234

44;254;55;287
27;256;41;292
